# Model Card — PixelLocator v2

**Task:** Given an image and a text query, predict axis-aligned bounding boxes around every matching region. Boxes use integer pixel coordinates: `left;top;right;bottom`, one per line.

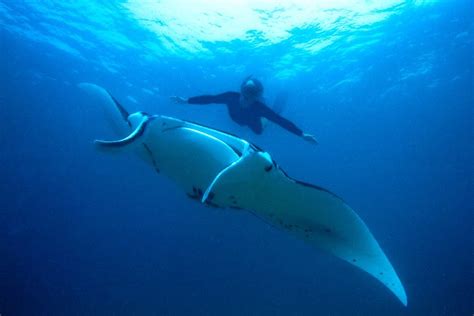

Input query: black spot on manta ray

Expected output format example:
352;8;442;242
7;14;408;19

264;165;273;172
190;187;204;198
187;192;222;208
186;193;198;200
204;200;219;208
284;224;294;230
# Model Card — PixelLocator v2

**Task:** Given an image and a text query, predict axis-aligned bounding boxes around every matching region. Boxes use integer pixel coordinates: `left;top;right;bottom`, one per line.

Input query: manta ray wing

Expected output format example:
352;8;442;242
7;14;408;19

204;150;408;306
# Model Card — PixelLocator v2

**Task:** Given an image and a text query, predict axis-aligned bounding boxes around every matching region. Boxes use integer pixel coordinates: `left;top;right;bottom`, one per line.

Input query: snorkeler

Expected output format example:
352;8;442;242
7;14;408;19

170;77;317;144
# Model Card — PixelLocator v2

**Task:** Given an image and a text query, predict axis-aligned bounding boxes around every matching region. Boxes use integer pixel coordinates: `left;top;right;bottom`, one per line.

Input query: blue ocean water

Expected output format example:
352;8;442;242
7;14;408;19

0;1;472;315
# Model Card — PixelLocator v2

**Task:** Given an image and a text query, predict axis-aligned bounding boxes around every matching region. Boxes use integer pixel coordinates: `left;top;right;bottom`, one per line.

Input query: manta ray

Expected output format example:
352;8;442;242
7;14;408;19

79;82;407;306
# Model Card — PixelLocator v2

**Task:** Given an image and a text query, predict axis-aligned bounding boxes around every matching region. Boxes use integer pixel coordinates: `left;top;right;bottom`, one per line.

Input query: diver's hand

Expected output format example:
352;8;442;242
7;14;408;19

170;96;188;104
302;133;318;145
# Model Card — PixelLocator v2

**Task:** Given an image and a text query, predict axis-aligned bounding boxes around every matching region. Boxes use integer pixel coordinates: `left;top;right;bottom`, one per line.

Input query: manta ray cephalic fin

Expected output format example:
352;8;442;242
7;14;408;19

95;115;155;148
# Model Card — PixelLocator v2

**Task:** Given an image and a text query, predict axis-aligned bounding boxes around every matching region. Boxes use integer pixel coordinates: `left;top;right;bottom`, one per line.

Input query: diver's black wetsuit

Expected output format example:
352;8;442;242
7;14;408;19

188;91;303;136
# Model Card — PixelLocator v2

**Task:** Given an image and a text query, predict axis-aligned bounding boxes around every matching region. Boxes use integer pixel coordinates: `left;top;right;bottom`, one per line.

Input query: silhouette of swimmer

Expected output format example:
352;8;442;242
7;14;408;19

171;76;317;144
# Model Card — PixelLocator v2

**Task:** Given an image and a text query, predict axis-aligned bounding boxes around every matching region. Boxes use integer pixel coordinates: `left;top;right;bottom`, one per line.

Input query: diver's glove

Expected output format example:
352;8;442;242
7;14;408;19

302;133;318;145
170;96;188;104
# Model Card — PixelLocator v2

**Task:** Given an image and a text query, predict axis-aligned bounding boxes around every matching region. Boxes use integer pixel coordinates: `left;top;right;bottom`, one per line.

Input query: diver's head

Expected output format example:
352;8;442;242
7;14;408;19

240;76;263;103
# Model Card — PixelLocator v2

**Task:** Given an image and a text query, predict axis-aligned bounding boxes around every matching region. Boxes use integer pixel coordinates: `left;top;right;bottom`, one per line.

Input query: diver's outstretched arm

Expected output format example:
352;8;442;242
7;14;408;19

262;106;318;144
171;92;238;105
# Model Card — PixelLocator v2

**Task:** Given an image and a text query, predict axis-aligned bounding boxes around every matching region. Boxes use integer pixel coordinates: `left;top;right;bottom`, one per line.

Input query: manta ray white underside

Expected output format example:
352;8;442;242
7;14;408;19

79;82;407;306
